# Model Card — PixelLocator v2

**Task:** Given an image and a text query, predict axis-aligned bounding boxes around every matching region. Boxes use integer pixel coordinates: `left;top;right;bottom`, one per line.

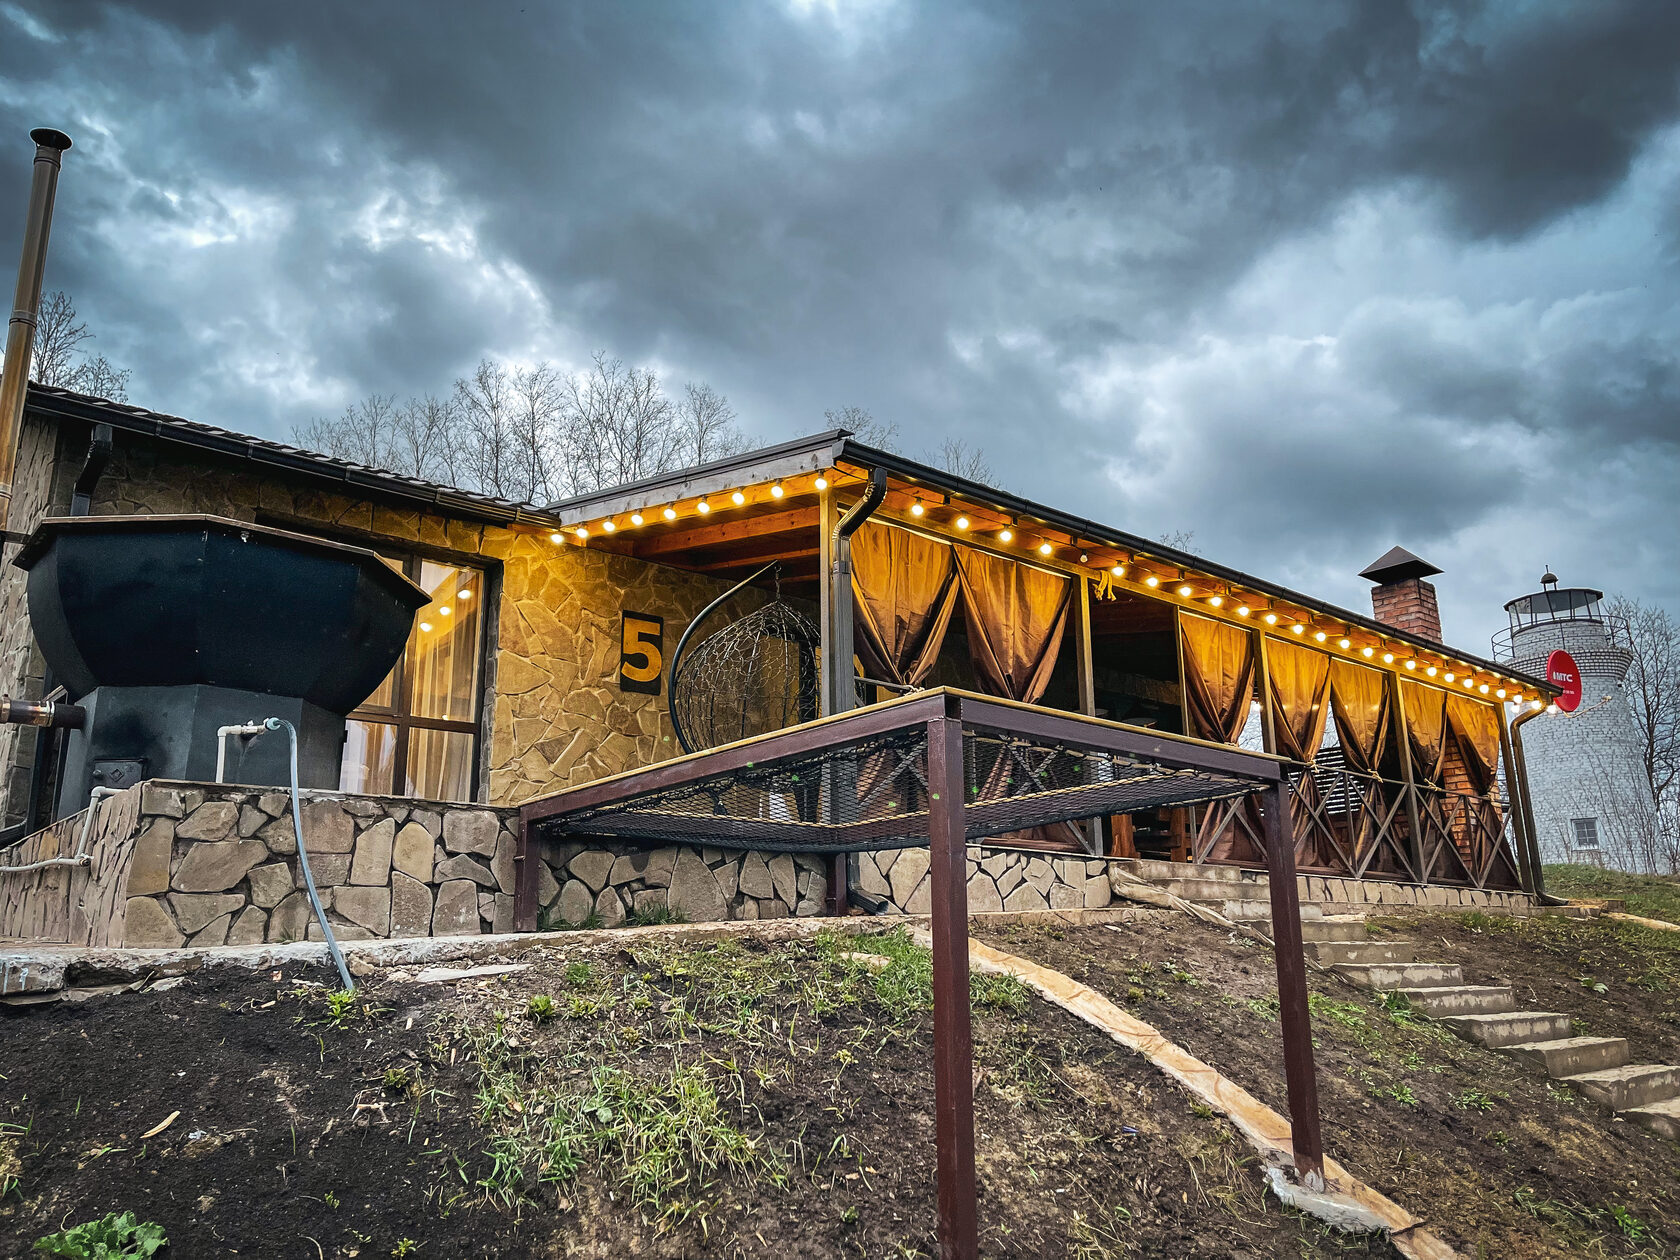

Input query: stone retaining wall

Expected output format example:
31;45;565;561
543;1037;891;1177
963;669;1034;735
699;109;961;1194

0;786;142;945
853;846;1113;916
1299;872;1533;913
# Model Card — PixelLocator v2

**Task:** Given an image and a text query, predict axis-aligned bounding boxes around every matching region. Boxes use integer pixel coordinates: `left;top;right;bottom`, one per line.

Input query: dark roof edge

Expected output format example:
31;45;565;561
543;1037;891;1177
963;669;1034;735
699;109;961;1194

836;439;1551;694
23;384;567;531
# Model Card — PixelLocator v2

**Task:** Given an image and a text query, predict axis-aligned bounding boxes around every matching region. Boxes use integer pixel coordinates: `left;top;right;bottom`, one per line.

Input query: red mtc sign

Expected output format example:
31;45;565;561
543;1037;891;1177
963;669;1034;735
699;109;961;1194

1547;649;1583;713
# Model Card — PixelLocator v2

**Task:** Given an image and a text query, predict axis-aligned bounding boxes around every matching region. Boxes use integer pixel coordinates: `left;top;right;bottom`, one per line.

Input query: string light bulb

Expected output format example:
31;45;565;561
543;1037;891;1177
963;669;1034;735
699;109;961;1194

1111;564;1125;577
1237;605;1251;617
549;532;564;544
1291;622;1304;634
697;500;710;514
814;476;828;490
1479;683;1490;694
602;520;615;533
1496;688;1506;699
999;528;1014;543
1463;677;1474;689
574;527;589;540
457;588;472;600
1444;671;1455;683
419;621;434;633
731;491;745;505
1145;575;1159;587
1338;637;1351;650
630;512;644;527
1264;612;1279;625
1208;595;1223;608
1178;584;1193;597
1315;631;1328;643
956;516;970;530
1405;659;1416;670
911;501;925;516
1426;666;1437;677
1039;541;1054;556
770;484;785;498
1361;646;1374;658
663;507;677;521
1382;652;1394;663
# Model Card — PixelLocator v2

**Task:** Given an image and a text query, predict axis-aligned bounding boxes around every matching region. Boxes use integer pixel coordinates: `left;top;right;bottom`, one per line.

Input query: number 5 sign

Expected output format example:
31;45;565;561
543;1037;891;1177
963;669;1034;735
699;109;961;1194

619;612;664;695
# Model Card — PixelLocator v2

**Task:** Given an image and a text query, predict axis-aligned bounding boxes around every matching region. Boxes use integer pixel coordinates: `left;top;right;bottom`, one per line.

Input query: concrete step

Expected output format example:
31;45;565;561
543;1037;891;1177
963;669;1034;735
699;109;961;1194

1623;1097;1680;1140
1304;939;1418;965
1333;962;1464;990
1202;898;1325;922
1115;858;1254;885
1539;904;1602;920
1163;878;1272;902
1391;984;1515;1017
1295;917;1368;944
1563;1064;1680;1111
1505;1036;1631;1078
1443;1010;1572;1049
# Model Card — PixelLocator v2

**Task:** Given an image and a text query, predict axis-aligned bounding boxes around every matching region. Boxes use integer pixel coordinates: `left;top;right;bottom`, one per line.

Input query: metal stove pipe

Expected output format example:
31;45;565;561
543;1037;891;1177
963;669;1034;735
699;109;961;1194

0;127;72;531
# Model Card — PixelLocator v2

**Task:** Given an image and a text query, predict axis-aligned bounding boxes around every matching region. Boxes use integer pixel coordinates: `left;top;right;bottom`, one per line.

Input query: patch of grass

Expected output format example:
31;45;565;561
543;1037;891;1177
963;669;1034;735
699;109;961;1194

1069;1203;1135;1259
625;905;688;927
563;961;595;989
1609;1203;1649;1242
1452;1089;1495;1112
1373;1083;1418;1107
970;972;1031;1015
525;995;556;1024
33;1211;166;1257
1245;995;1279;1020
383;1066;412;1092
1544;863;1680;924
1307;993;1379;1048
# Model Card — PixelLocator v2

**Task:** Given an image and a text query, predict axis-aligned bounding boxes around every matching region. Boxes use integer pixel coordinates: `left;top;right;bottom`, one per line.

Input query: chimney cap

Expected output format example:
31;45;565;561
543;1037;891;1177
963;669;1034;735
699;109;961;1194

1359;545;1442;585
29;128;70;152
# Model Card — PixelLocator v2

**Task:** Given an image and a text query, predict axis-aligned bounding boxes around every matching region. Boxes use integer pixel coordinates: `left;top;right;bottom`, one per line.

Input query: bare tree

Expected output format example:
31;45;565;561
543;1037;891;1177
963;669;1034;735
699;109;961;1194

31;290;130;401
562;352;684;495
452;359;565;503
825;405;900;451
679;381;746;467
1609;596;1680;811
394;393;460;484
294;395;403;470
1157;529;1197;552
937;437;994;485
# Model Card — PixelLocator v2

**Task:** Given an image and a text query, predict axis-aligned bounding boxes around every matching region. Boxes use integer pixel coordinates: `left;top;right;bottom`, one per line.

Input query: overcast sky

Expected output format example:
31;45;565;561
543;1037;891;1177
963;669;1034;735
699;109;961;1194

0;1;1676;651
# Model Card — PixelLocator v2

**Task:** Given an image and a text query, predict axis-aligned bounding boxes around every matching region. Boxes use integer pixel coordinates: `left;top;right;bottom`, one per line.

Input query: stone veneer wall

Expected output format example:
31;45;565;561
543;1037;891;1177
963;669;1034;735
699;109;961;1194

853;846;1115;915
0;785;141;945
28;429;767;807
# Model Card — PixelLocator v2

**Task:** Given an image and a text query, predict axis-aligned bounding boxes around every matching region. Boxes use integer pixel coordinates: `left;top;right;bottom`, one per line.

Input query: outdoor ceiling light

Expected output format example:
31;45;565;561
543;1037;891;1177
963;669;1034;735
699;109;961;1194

1178;584;1193;597
814;476;828;490
1405;659;1416;670
697;500;710;514
631;513;644;526
602;520;615;532
549;532;564;543
1208;595;1223;607
911;501;925;516
956;516;970;529
1111;564;1125;577
1338;637;1351;649
457;589;471;600
575;527;589;539
439;606;451;616
1426;666;1437;677
1144;575;1159;587
1291;622;1304;634
1315;631;1328;643
999;528;1014;543
1496;688;1506;699
1039;541;1054;556
1464;678;1475;689
1361;646;1374;658
1443;671;1455;682
732;491;746;505
663;507;678;520
420;621;434;633
771;483;785;498
1479;683;1490;694
1264;612;1278;625
1236;605;1251;617
1382;652;1394;663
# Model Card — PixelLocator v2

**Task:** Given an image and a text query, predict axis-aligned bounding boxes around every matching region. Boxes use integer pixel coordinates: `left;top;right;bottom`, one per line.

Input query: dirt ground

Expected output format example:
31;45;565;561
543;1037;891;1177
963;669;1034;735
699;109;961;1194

2;926;1396;1259
975;910;1680;1260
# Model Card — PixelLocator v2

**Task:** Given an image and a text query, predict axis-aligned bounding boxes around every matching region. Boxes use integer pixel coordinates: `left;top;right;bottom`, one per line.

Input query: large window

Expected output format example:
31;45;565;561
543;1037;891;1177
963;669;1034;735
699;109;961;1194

340;556;486;801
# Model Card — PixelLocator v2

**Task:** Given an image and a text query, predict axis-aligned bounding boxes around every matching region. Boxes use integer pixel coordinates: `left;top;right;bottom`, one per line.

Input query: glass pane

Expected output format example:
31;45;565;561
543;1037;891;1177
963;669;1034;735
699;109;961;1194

340;720;397;795
360;555;411;711
407;561;484;722
407;726;474;802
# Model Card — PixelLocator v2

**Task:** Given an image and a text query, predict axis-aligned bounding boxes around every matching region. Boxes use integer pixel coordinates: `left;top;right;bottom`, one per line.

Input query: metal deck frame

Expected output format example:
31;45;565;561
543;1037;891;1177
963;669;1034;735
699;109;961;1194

512;688;1325;1258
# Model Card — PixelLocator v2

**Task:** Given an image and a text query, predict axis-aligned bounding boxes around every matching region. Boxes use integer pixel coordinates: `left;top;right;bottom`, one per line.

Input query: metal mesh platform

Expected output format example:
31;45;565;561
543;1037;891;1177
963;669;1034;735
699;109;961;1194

522;689;1283;854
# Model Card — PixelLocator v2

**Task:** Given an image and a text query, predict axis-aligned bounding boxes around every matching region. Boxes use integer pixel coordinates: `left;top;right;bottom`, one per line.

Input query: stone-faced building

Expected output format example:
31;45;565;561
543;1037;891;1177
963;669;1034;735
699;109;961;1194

0;384;1557;950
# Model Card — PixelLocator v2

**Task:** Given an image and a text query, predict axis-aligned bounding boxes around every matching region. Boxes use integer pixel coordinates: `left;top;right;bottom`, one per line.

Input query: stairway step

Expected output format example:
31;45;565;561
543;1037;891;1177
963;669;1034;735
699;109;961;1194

1304;940;1418;965
1114;858;1252;884
1623;1097;1680;1140
1443;1010;1572;1048
1333;962;1464;989
1163;878;1270;902
1563;1064;1680;1111
1392;984;1516;1017
1505;1036;1630;1077
1296;917;1368;943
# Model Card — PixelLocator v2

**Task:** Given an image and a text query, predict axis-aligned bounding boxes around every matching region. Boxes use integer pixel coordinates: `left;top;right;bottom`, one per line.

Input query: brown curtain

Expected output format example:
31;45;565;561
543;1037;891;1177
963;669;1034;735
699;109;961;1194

1447;695;1501;794
850;521;960;689
1266;638;1333;761
954;546;1071;704
1180;614;1256;744
1399;680;1448;786
1330;660;1390;776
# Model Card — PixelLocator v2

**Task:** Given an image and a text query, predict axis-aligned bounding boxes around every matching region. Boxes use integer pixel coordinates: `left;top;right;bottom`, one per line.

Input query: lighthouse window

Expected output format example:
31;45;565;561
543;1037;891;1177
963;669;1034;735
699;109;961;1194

1571;817;1600;850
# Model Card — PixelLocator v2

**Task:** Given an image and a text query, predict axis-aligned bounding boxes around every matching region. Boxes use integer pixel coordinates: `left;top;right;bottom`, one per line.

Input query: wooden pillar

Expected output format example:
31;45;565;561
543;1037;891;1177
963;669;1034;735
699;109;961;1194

927;714;978;1260
1172;606;1193;863
817;485;853;913
1261;778;1325;1190
1075;575;1102;856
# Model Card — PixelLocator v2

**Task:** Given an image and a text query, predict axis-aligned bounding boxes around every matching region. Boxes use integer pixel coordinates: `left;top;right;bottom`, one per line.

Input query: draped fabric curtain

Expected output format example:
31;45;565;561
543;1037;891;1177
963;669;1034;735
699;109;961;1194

1180;615;1255;744
850;521;960;689
954;547;1072;704
1399;681;1448;786
1265;638;1334;865
1329;660;1391;776
1446;696;1501;795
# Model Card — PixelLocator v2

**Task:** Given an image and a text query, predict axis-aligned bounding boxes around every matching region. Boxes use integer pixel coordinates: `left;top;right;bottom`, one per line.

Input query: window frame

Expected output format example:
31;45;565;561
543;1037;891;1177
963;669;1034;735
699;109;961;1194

1571;816;1601;850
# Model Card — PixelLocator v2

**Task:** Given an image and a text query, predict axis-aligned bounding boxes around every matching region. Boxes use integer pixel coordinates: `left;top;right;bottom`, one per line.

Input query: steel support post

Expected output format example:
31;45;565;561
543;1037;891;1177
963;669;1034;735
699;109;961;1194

927;714;978;1260
512;809;540;932
1260;779;1325;1189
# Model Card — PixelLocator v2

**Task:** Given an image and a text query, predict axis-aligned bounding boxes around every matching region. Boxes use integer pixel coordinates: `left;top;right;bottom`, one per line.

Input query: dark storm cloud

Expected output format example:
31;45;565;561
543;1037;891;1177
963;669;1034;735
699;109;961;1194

0;0;1676;643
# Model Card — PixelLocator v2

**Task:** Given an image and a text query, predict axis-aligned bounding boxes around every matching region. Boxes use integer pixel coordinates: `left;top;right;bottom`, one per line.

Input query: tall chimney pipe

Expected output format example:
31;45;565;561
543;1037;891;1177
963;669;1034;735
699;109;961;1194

0;127;72;532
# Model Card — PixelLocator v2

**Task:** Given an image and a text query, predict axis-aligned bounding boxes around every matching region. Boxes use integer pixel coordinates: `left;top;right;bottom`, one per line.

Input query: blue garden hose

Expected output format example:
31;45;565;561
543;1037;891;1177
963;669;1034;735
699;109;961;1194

264;717;354;993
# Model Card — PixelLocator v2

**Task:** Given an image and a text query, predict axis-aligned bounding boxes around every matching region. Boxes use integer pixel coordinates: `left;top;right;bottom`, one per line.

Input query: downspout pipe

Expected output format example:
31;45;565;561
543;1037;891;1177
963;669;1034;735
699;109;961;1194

1509;704;1566;906
0;128;72;533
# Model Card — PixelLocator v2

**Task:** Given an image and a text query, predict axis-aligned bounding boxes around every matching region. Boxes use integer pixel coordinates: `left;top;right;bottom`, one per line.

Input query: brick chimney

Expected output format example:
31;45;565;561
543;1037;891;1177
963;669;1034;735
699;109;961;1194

1360;546;1443;641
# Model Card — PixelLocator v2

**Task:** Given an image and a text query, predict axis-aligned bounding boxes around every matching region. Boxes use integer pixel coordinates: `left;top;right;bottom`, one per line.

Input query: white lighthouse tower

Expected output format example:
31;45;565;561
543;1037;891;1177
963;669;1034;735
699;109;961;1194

1494;573;1662;872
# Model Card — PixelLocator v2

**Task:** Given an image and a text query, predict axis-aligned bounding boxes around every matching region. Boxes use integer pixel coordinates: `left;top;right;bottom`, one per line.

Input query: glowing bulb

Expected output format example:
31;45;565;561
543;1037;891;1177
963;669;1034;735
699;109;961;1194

1361;646;1374;658
999;529;1013;543
457;589;472;600
1496;688;1506;699
731;491;745;505
1208;595;1223;608
1479;683;1489;694
419;621;434;633
549;532;564;544
631;513;644;527
1264;612;1279;625
602;520;615;533
439;606;451;616
956;516;970;530
911;501;925;516
1463;678;1474;689
814;476;828;490
1039;542;1053;556
1315;631;1327;643
1444;672;1455;683
1382;652;1394;664
1338;638;1351;650
1178;584;1193;597
1111;565;1125;577
1512;694;1523;705
1237;605;1251;617
663;507;677;521
1426;666;1437;677
1405;659;1416;670
1291;623;1304;635
1144;575;1159;587
771;484;784;498
697;500;710;514
574;527;589;539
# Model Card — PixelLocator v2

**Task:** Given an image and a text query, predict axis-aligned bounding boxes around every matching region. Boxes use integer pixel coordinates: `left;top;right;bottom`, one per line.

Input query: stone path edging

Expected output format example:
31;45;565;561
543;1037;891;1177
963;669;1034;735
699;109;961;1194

943;931;1461;1260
